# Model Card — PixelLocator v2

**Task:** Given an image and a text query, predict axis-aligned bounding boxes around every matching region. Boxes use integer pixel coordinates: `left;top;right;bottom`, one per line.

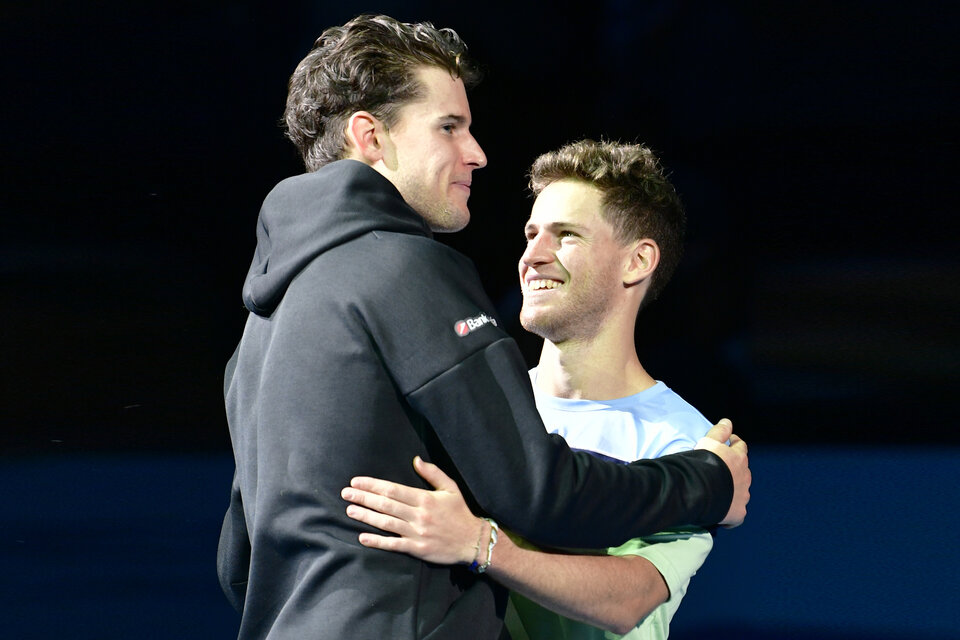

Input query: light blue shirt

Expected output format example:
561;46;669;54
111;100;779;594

530;369;709;461
506;369;714;640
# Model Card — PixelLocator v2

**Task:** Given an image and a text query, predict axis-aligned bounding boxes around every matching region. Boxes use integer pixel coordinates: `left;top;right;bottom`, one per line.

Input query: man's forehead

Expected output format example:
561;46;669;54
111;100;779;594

528;181;603;221
405;66;472;119
524;215;589;230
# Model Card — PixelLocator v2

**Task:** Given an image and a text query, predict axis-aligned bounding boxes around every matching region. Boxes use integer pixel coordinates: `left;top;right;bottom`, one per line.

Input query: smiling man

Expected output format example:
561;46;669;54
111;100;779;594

506;141;717;639
343;140;719;639
218;15;750;640
360;64;484;232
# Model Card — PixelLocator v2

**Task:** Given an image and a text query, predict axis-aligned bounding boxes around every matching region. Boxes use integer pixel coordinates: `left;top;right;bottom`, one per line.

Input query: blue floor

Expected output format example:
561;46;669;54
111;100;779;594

2;454;239;639
2;447;957;639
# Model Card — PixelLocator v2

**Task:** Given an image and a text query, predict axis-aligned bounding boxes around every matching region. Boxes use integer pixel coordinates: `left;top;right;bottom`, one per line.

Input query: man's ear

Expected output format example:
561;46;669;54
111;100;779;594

623;239;660;287
344;111;389;165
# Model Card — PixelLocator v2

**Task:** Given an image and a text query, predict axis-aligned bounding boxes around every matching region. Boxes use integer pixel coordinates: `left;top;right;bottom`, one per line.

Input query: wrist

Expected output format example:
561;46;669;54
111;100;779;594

469;518;499;574
466;517;487;566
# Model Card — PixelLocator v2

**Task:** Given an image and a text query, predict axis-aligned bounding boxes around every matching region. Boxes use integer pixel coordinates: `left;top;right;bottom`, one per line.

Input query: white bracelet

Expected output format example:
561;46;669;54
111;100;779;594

473;518;499;574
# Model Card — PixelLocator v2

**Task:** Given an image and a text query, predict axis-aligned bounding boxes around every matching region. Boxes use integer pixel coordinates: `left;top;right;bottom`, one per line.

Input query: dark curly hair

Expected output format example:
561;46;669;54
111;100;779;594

284;14;480;171
529;140;687;305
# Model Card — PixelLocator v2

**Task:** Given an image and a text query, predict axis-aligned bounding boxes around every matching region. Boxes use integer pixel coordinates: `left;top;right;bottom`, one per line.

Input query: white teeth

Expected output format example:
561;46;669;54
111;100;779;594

527;279;561;290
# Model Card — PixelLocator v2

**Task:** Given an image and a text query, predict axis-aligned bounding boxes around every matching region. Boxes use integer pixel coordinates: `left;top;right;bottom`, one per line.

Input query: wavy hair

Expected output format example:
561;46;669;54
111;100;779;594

530;140;687;304
284;14;480;171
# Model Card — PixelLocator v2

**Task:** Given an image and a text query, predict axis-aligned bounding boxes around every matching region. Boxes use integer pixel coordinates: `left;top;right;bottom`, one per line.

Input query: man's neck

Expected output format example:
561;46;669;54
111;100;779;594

534;331;656;401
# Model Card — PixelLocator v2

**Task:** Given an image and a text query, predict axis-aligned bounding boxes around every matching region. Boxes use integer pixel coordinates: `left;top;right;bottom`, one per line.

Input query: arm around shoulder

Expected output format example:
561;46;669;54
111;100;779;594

409;342;748;547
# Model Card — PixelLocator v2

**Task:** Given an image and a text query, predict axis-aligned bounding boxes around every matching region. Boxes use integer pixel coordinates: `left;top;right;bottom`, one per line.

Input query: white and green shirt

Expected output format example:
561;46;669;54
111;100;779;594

505;371;714;640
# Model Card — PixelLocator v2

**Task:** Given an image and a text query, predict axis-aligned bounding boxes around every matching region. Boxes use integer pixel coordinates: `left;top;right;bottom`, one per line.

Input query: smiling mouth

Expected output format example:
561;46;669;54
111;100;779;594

526;279;562;291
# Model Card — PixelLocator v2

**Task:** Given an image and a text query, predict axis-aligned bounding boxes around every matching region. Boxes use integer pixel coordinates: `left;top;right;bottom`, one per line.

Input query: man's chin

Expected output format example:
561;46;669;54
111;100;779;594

519;312;551;339
428;208;470;233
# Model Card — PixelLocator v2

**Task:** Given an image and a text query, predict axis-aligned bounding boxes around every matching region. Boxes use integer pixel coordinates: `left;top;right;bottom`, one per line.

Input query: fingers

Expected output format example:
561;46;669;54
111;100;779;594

728;432;748;455
699;418;733;445
348;458;456;502
357;530;410;552
348;474;424;507
341;485;417;524
342;489;430;556
341;458;472;563
696;419;751;528
345;502;408;536
413;456;459;493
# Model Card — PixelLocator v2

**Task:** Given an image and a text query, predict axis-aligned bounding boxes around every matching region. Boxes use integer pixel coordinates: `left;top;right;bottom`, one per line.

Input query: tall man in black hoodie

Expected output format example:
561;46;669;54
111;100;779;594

218;14;750;640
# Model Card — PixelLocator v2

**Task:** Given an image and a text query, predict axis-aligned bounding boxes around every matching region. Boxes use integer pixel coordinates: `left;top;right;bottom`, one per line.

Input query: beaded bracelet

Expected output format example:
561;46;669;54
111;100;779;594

469;518;499;574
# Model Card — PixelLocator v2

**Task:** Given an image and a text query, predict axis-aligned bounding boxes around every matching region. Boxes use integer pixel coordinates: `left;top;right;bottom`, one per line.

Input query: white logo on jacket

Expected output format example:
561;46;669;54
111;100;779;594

454;312;498;337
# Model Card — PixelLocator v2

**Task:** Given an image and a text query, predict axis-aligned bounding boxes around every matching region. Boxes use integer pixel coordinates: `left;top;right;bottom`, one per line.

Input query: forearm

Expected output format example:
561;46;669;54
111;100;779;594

342;459;667;631
342;458;712;635
487;533;668;635
409;341;735;546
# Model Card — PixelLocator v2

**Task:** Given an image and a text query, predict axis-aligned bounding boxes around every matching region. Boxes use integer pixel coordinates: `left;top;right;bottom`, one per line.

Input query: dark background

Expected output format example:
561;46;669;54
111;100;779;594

2;1;957;638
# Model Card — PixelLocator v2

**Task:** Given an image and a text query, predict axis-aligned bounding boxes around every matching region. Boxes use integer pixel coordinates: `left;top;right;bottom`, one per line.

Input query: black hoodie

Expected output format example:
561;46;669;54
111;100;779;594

218;160;732;639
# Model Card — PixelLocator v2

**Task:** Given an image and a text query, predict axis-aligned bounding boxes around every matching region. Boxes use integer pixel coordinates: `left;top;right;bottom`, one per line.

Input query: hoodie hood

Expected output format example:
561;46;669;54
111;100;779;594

242;159;431;316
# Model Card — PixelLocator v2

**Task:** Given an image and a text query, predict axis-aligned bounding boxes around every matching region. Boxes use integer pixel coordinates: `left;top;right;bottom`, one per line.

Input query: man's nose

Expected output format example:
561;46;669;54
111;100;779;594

463;135;487;169
521;233;553;267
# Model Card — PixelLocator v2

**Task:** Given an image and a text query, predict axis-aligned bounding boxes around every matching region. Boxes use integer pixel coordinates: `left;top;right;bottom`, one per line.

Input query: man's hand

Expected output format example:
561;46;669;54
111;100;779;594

340;456;484;565
695;418;751;528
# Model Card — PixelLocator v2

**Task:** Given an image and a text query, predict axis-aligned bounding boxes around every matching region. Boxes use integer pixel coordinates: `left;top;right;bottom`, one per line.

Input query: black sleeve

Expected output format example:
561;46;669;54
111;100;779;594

407;338;732;549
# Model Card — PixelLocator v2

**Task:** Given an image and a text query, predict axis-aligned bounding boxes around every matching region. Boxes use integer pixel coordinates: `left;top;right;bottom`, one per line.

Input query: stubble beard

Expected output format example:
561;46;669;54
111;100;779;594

520;297;609;345
427;204;469;233
520;266;621;345
402;181;469;233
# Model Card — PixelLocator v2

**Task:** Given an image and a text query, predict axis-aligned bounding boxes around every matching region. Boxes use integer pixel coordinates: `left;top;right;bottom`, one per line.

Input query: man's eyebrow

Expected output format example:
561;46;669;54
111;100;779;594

525;221;589;235
438;114;469;125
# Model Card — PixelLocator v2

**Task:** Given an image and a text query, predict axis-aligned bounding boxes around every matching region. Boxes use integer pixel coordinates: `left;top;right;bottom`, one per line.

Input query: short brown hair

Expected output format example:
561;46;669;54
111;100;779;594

529;140;687;304
284;14;480;171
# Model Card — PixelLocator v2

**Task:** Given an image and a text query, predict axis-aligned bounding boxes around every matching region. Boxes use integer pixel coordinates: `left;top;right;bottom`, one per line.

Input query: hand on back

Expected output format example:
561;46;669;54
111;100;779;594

341;456;483;565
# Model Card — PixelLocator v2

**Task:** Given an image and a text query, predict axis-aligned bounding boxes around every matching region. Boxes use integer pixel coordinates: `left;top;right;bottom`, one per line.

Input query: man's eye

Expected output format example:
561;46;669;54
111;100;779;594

441;124;455;133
